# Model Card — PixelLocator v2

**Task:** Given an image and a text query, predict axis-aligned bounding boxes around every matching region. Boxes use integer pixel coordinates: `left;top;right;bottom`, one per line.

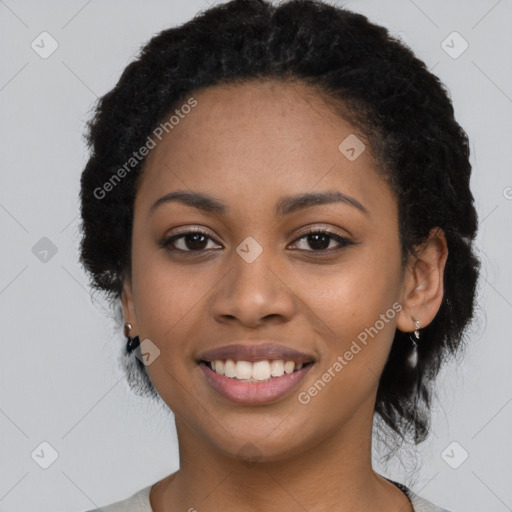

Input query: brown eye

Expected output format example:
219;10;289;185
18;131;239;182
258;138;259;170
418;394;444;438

290;229;354;253
161;229;222;252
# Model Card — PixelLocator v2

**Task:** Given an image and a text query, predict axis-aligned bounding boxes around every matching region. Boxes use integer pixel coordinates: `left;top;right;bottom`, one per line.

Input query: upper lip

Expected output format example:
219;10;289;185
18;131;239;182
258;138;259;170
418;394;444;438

198;342;316;364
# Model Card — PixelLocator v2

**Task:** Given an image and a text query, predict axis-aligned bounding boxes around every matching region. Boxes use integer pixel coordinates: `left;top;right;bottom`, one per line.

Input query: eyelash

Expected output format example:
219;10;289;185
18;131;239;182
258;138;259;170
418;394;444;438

160;227;355;255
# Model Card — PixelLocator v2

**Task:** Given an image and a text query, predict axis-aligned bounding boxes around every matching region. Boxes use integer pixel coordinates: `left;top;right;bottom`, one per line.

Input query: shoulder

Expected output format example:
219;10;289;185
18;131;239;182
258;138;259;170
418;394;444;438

402;484;452;512
388;478;452;512
84;484;154;512
83;479;453;512
409;492;452;512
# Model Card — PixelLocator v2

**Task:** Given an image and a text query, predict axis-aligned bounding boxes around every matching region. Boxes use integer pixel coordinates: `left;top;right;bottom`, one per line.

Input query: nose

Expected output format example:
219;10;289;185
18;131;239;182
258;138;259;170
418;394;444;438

210;248;296;329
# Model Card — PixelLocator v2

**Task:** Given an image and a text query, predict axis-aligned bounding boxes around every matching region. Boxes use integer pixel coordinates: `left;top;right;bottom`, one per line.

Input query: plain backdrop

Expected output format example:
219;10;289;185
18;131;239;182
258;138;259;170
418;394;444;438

1;0;511;510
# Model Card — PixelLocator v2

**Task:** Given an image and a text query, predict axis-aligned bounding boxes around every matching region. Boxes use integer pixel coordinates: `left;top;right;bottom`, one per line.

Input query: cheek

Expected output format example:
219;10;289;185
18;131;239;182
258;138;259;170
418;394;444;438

133;227;216;302
291;248;403;387
291;271;401;431
130;245;220;357
296;248;401;330
129;251;212;410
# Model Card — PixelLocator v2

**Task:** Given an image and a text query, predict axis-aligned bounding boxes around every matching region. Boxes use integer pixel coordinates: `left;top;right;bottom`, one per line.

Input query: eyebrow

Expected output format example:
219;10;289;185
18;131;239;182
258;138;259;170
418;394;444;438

149;190;369;217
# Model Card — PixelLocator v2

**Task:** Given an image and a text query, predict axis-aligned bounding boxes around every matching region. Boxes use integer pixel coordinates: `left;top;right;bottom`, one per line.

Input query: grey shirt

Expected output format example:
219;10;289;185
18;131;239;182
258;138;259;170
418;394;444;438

87;479;451;512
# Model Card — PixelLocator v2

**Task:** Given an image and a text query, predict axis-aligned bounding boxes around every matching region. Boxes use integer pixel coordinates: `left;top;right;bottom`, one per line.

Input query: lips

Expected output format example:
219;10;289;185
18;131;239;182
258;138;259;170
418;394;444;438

197;342;316;405
198;342;315;364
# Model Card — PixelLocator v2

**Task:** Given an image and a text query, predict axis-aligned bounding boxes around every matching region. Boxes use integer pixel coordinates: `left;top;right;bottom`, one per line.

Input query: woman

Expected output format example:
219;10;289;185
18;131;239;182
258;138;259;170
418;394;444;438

79;0;480;510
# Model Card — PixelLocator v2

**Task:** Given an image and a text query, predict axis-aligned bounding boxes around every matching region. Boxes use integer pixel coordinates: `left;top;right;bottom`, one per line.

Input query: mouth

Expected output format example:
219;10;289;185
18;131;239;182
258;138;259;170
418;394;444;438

199;359;314;382
196;342;316;405
199;360;315;405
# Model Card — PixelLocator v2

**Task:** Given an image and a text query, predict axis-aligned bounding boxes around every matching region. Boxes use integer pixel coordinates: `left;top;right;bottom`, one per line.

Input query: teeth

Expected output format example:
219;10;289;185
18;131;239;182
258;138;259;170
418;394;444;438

208;359;307;380
284;361;295;374
224;359;236;378
215;360;225;375
270;360;284;377
235;361;252;380
252;360;271;381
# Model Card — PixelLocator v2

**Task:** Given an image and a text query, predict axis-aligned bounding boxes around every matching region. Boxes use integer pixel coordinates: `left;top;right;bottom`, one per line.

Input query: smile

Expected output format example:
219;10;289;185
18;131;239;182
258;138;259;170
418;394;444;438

202;359;313;381
198;359;315;405
197;342;316;405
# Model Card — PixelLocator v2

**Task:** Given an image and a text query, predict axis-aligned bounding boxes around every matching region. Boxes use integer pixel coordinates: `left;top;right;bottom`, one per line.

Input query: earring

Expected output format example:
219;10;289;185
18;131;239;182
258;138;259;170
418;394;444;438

408;319;420;368
124;323;140;354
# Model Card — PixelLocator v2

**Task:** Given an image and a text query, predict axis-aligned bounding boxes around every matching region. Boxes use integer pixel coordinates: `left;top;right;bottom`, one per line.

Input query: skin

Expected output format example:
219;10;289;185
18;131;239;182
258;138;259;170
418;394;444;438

121;80;448;512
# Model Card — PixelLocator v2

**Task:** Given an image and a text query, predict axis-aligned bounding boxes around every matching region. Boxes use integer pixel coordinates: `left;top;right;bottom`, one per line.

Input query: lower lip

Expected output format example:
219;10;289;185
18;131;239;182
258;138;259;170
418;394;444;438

199;362;314;405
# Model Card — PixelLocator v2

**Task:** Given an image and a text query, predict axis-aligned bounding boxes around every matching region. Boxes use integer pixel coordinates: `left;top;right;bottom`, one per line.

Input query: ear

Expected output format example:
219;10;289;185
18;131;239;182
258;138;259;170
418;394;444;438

396;227;449;333
121;274;138;334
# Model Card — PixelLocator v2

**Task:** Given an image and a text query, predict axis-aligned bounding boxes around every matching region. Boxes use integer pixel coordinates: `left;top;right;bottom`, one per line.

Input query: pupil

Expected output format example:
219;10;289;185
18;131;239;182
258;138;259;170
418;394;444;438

309;233;329;250
186;233;207;250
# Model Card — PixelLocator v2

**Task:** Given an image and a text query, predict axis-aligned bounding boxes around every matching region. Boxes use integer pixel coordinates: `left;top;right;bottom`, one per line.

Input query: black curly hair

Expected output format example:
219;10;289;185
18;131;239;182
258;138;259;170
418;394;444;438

79;0;480;449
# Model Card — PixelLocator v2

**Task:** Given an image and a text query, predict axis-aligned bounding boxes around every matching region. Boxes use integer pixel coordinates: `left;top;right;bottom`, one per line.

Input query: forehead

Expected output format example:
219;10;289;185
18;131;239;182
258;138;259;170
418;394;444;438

135;80;393;221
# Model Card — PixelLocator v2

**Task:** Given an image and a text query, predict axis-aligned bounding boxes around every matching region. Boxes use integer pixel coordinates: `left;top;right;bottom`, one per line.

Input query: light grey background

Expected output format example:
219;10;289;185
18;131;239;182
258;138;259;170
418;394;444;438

1;0;511;510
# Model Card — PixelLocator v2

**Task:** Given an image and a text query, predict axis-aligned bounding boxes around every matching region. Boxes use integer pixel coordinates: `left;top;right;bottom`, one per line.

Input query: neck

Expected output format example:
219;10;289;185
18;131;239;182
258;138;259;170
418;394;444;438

151;395;411;512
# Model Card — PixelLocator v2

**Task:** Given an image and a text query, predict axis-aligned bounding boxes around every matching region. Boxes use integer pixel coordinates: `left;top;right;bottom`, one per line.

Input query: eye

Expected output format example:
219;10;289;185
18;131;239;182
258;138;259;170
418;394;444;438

289;228;354;253
160;227;355;255
160;228;222;253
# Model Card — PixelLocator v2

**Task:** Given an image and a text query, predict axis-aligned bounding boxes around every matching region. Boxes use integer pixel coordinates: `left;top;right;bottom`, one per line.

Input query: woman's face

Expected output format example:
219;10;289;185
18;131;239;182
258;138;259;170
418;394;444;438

122;80;414;461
